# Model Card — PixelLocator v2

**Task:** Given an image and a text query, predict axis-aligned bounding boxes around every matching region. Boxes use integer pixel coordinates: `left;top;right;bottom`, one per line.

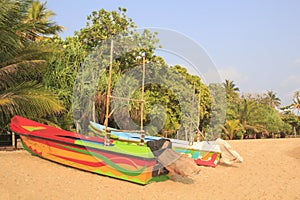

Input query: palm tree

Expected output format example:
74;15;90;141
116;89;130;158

264;90;281;108
223;79;239;99
237;97;263;138
22;0;64;41
291;91;300;116
0;82;64;121
222;119;242;140
0;0;64;132
281;92;300;137
281;91;300;116
290;91;300;136
0;0;24;60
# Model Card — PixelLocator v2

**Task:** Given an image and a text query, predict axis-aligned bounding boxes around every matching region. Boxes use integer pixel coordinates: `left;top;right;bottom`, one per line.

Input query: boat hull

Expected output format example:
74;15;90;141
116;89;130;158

89;122;221;167
10;116;169;185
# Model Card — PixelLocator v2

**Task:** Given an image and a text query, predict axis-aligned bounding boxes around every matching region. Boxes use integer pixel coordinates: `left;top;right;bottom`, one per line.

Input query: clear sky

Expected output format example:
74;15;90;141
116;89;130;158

44;0;300;106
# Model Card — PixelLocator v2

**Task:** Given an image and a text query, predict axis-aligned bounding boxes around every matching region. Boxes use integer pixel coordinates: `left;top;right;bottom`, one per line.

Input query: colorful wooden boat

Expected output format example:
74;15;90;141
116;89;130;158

10;116;169;185
89;121;221;167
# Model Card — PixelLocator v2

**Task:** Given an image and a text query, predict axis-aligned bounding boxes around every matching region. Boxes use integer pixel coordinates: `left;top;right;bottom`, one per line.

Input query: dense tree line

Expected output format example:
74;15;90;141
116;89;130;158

1;0;299;139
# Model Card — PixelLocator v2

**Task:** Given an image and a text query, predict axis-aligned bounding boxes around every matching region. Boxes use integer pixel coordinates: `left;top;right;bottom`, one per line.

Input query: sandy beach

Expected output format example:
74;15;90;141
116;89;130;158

0;138;299;200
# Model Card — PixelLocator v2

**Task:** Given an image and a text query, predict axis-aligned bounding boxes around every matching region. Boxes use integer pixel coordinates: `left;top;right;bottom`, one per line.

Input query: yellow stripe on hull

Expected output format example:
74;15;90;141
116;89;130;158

21;136;155;184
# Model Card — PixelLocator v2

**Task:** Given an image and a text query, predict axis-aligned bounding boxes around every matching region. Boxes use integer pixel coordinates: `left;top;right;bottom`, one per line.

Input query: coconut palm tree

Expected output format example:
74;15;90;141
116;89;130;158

291;91;300;116
223;79;239;99
284;91;300;136
264;90;281;108
22;0;64;41
0;0;24;61
237;97;263;138
281;91;300;116
0;0;64;132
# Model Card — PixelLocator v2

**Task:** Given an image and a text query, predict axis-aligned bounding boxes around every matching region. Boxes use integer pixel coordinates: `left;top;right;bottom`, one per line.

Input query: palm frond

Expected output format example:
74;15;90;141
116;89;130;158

22;0;64;40
0;41;56;67
0;81;64;123
0;60;47;90
0;0;24;58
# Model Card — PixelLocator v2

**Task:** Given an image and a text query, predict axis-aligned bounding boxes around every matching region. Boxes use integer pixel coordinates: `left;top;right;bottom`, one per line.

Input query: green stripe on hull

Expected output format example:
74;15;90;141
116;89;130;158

61;145;147;176
93;169;169;185
20;138;169;185
75;140;154;158
94;169;145;184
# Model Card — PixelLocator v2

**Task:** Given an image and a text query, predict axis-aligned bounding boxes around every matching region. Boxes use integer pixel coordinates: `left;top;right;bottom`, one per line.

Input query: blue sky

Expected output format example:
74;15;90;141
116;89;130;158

44;0;300;106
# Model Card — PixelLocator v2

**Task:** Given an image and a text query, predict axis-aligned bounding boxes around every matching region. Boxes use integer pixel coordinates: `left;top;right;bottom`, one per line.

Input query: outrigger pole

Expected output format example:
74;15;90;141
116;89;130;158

104;42;146;146
104;39;114;146
196;90;201;143
189;83;205;144
140;56;146;145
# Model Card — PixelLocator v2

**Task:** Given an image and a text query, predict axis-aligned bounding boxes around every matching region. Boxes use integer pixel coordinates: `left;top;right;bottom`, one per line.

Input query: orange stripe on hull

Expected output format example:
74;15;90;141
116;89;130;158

21;136;155;184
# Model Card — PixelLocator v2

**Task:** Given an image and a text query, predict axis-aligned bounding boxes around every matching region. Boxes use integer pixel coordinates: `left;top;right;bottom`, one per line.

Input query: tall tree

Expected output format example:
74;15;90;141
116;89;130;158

223;79;239;99
0;0;22;59
281;91;300;116
0;0;64;132
55;8;160;133
172;65;212;132
281;91;300;136
77;7;136;50
292;91;300;116
22;0;64;41
281;111;299;136
238;97;258;134
264;90;281;108
206;83;226;139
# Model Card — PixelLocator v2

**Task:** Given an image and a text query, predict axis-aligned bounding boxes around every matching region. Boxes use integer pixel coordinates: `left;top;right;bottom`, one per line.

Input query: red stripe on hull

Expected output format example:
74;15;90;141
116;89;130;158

23;136;156;168
51;154;106;167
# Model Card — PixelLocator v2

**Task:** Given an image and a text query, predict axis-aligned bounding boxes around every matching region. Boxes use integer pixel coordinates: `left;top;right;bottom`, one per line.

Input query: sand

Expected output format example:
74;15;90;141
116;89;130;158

0;138;299;200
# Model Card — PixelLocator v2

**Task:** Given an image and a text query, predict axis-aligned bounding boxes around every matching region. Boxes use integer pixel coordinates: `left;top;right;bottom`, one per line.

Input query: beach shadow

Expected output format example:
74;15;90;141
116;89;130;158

169;174;195;184
219;162;240;168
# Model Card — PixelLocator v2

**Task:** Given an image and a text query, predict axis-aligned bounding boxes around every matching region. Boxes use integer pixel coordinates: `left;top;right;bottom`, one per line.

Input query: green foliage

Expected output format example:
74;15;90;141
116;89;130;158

206;83;226;139
249;103;290;133
33;7;215;138
111;61;198;139
2;2;294;140
281;111;300;135
223;79;239;100
280;91;300;136
22;0;64;41
77;7;136;50
289;92;300;115
44;36;87;108
0;0;25;59
263;90;281;108
225;95;291;138
172;65;212;128
222;119;244;140
0;0;64;132
60;8;160;133
0;81;64;122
